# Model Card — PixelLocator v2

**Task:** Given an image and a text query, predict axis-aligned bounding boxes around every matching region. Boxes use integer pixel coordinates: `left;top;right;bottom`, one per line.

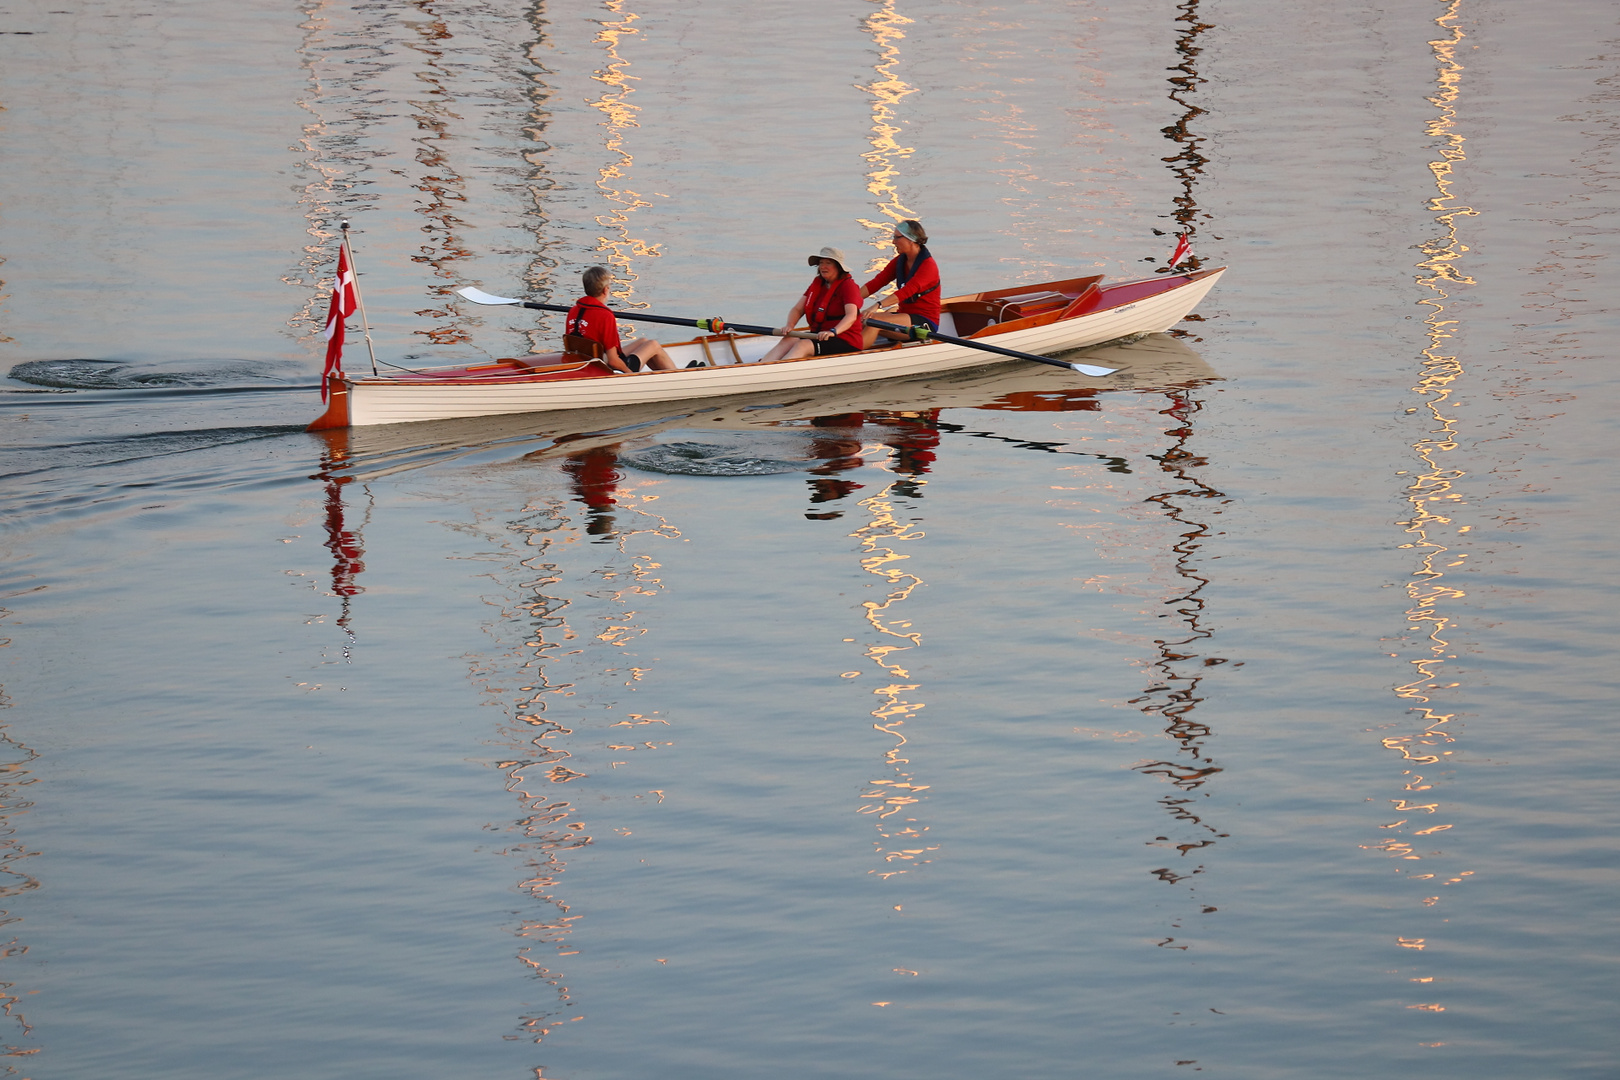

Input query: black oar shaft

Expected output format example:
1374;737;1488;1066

863;316;1072;370
519;300;747;334
513;298;1096;371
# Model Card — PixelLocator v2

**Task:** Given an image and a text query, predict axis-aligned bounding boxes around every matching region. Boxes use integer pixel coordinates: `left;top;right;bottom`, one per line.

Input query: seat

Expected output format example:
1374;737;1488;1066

563;333;604;362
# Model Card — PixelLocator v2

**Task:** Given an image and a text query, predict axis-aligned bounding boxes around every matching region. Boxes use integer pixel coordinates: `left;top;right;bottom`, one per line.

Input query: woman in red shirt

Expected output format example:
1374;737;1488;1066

859;219;939;349
757;246;865;364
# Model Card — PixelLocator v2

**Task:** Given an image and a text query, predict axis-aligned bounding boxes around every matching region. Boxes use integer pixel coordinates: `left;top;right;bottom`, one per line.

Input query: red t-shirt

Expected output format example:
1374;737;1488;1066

802;274;864;350
863;249;940;326
566;295;621;355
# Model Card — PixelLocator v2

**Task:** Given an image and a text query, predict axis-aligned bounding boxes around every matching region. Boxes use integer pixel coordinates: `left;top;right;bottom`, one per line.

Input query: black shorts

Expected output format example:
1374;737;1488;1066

621;353;643;372
812;337;859;357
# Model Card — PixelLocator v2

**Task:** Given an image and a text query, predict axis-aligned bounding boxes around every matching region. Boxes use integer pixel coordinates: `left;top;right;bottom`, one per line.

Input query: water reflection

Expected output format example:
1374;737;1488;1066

849;466;938;878
1130;388;1229;946
1362;0;1478;1003
519;5;561;352
1156;0;1212;273
801;412;939;519
311;433;370;656
403;4;476;347
855;0;919;270
497;482;678;1051
797;392;1151;882
560;446;625;536
292;0;385;344
0;638;40;1067
585;0;659;302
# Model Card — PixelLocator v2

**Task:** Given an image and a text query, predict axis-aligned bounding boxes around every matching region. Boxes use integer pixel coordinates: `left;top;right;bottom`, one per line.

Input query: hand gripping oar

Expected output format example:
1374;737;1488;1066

458;287;1116;374
873;319;1117;377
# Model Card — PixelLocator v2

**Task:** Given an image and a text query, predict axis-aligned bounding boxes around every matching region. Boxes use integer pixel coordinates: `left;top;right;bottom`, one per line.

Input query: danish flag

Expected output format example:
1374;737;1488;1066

1168;233;1192;269
320;246;357;401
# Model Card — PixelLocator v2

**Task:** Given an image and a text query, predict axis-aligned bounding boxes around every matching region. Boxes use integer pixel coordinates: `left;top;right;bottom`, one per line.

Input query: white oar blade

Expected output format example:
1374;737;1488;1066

1070;362;1118;376
457;286;523;306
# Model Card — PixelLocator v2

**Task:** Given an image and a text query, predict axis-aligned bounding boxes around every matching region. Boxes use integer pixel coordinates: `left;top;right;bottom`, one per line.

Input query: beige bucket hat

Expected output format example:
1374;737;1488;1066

807;246;849;271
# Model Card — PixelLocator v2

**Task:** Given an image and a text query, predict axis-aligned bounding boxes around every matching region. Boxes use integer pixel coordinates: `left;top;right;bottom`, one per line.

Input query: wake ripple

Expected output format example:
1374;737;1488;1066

9;358;302;390
620;441;811;477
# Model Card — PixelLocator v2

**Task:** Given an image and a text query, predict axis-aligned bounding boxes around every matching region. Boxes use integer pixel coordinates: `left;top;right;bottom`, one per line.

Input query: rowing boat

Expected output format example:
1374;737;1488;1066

307;266;1224;430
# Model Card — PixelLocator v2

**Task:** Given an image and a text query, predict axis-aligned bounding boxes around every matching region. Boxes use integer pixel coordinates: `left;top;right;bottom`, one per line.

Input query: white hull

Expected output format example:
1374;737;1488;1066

335;268;1224;428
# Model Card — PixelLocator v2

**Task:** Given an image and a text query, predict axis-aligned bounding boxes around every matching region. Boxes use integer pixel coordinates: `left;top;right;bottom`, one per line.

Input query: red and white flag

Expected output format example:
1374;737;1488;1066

320;246;357;401
1168;233;1192;269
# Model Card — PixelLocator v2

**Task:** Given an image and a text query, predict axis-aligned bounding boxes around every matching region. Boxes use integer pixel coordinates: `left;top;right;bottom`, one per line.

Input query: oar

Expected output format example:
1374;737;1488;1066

874;318;1118;377
458;286;1116;375
458;286;742;332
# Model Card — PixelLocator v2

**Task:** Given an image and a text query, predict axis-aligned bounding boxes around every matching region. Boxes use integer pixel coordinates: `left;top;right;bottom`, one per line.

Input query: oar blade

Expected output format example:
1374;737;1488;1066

457;286;524;306
1069;362;1118;376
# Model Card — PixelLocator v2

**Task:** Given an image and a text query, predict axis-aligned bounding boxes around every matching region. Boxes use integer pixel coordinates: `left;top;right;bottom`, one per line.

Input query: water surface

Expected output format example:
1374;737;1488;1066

1;1;1617;1077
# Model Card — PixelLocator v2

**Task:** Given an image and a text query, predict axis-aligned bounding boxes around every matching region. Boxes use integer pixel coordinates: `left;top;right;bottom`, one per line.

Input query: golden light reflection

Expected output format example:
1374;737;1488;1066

1361;0;1480;1018
584;0;660;304
855;0;920;272
846;454;939;878
491;469;676;1048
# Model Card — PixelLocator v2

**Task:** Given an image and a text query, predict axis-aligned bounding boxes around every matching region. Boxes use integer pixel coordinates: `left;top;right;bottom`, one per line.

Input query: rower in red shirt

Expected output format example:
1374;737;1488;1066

859;219;940;349
757;246;865;365
565;266;677;373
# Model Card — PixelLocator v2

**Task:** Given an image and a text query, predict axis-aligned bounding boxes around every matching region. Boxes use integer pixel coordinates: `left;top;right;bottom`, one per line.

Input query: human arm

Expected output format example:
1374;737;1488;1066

777;297;807;336
862;259;897;299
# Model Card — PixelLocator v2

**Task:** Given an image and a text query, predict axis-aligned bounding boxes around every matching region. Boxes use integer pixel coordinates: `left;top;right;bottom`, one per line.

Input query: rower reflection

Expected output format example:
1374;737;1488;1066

802;410;942;517
561;445;624;536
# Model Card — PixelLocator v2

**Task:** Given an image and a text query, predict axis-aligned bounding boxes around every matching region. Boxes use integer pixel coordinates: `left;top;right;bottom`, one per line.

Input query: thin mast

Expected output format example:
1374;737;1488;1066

340;221;379;377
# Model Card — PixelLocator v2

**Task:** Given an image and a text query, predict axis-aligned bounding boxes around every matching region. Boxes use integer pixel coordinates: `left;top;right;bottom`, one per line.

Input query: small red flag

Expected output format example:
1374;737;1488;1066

1168;233;1191;269
320;246;357;401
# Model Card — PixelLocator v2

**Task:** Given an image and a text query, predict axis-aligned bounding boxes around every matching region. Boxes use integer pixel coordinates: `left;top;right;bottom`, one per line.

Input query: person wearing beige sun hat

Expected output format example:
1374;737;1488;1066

756;245;866;364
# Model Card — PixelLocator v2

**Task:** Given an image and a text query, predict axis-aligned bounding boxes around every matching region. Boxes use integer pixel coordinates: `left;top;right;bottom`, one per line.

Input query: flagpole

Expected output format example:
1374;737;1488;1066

340;221;380;377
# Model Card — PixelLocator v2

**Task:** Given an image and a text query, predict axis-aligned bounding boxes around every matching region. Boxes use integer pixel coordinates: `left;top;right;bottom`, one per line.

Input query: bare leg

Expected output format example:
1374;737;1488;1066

624;337;677;372
758;336;815;364
862;315;910;350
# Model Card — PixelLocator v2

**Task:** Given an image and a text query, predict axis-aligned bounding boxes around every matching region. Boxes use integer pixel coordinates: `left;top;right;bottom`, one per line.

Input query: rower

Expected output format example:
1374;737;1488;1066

756;246;865;364
566;267;678;373
859;219;939;348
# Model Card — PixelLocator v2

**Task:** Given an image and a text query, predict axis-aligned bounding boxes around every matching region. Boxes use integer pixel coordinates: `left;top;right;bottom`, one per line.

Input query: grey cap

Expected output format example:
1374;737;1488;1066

807;246;848;271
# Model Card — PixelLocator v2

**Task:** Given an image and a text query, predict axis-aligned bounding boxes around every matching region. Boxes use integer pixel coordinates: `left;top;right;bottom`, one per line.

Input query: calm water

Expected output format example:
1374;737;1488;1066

2;0;1617;1077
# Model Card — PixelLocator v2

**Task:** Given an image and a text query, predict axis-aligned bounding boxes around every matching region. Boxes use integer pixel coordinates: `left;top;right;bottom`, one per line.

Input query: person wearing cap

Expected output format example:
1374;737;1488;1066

859;219;940;348
566;265;678;373
756;246;865;364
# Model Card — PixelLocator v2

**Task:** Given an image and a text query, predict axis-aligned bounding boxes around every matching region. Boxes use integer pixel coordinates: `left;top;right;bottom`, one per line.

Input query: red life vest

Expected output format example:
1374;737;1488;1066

802;274;864;350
